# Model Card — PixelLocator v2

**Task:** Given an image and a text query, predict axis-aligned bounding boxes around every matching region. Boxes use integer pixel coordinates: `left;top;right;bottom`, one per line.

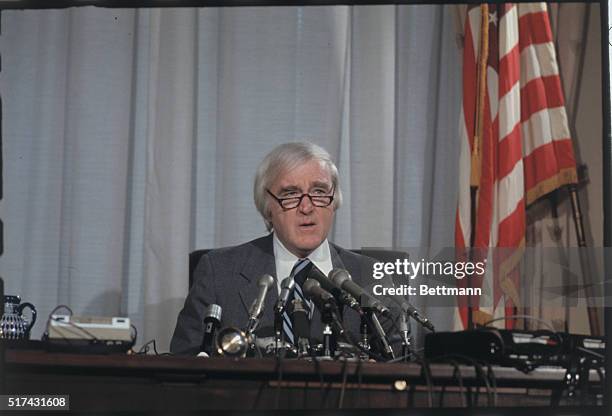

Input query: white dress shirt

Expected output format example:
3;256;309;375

272;233;334;293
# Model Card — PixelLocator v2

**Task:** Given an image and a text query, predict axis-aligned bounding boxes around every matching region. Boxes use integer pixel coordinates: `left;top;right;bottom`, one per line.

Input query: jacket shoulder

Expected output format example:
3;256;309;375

330;243;378;284
204;235;272;262
331;243;377;265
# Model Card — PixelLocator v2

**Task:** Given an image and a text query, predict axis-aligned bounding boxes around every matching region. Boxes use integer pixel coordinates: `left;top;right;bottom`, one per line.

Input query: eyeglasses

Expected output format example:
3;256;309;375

266;186;335;210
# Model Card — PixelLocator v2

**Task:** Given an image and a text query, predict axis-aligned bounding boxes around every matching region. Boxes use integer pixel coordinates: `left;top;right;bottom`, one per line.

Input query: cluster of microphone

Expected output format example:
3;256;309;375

200;266;434;360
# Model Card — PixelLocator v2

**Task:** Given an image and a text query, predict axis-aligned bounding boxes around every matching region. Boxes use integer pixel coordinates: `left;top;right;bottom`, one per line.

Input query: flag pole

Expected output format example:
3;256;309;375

468;4;489;330
567;184;602;335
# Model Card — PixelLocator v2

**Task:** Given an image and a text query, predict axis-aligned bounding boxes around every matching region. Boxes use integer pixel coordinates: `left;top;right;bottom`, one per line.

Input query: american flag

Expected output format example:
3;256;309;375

455;3;578;329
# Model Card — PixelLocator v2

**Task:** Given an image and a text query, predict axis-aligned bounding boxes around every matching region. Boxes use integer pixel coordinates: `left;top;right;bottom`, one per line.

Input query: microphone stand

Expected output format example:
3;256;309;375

399;313;413;362
245;316;260;337
363;308;395;360
312;298;346;360
274;309;284;357
291;300;311;359
319;302;338;359
357;292;394;360
304;279;347;360
358;315;371;360
244;310;262;357
274;276;295;357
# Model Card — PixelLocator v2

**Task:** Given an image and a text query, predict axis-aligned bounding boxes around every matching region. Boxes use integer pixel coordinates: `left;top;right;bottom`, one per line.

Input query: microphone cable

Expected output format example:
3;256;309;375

420;358;434;408
484;361;498;406
472;358;492;406
434;353;493;407
410;350;434;408
337;358;349;409
312;355;327;407
137;339;159;355
136;339;171;356
356;358;364;408
274;353;285;409
438;359;466;408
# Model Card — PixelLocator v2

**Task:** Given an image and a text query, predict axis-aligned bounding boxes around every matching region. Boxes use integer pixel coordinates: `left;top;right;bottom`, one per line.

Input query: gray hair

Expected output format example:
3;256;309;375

254;142;343;231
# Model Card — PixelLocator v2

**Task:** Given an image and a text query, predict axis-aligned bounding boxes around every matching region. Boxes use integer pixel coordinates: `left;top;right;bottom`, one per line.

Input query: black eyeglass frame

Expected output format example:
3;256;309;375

266;186;335;210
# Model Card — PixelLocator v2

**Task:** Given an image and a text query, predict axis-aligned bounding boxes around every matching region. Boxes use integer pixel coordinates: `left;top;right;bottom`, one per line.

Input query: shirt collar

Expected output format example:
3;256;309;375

272;233;334;286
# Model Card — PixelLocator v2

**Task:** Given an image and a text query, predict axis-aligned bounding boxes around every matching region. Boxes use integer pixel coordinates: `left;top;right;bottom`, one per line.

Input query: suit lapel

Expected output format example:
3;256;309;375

238;234;277;323
330;243;347;271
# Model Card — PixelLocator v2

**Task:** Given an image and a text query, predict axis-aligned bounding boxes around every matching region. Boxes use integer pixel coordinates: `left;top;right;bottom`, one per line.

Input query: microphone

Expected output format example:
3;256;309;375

302;278;336;306
396;300;435;332
303;279;345;337
291;298;311;356
246;274;275;334
200;304;222;356
305;265;361;312
275;276;295;314
330;269;390;317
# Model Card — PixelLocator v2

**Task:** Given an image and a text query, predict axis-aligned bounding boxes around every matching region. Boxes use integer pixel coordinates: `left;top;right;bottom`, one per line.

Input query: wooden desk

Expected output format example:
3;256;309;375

0;344;605;412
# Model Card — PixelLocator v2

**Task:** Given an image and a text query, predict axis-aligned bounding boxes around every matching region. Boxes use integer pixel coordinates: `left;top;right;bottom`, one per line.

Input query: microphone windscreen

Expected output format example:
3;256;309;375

291;300;310;339
280;276;294;290
204;304;222;321
302;278;320;298
257;274;275;288
330;269;352;286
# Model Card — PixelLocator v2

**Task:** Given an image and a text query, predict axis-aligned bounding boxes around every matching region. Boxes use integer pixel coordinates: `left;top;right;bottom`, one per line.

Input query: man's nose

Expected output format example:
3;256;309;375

298;195;314;214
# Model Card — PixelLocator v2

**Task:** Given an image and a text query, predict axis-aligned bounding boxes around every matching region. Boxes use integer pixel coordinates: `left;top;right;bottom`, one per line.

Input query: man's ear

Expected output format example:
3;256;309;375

265;208;274;224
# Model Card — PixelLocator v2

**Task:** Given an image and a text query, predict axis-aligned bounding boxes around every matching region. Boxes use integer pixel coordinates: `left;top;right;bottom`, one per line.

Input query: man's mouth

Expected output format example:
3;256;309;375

299;222;316;229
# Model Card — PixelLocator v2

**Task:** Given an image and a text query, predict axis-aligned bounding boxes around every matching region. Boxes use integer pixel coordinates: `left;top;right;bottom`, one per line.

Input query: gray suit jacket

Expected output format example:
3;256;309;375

170;234;377;355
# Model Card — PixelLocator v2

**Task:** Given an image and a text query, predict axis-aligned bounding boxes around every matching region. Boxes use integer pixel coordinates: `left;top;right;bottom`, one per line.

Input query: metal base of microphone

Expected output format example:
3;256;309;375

400;335;414;362
215;327;249;358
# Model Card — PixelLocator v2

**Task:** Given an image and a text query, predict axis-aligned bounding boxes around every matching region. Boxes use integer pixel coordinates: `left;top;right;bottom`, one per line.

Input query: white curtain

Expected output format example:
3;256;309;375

0;5;462;350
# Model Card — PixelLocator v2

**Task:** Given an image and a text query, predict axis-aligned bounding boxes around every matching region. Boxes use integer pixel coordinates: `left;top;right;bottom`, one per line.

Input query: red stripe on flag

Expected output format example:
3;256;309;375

518;11;553;51
497;204;526;247
520;76;565;122
498;124;522;178
498;45;520;98
523;139;576;190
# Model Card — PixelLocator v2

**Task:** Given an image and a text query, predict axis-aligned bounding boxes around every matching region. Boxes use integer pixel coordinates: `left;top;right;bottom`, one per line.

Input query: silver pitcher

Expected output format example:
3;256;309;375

0;295;37;339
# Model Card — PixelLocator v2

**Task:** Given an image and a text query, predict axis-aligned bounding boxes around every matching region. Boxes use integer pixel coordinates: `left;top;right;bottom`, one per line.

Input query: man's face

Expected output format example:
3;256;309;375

268;159;336;258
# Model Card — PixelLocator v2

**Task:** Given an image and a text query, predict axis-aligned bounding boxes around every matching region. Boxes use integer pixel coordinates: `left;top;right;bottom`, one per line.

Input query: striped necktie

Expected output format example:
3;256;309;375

281;258;312;345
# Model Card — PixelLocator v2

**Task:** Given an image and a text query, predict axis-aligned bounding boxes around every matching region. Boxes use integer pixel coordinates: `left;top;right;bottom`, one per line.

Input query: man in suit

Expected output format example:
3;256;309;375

170;142;381;355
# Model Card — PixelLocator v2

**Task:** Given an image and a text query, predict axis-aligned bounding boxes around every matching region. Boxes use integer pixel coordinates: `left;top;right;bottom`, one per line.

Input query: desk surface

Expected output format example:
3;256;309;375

3;348;602;383
1;345;605;411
